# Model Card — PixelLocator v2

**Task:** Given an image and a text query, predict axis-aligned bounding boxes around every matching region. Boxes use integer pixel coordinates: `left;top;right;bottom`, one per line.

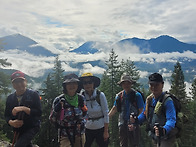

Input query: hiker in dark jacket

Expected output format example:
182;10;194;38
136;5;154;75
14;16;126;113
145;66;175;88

130;73;178;147
79;72;109;147
4;71;42;147
50;73;87;147
109;73;144;147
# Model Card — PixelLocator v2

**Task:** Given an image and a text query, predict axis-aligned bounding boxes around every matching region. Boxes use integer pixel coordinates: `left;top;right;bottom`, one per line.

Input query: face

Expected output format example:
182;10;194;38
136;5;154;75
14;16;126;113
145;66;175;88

82;77;94;92
149;82;164;97
12;78;27;95
65;82;78;95
121;81;132;92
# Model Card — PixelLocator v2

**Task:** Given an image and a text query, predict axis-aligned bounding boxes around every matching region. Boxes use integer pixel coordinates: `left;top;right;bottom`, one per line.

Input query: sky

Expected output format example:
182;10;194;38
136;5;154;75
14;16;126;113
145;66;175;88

0;0;196;93
0;0;196;51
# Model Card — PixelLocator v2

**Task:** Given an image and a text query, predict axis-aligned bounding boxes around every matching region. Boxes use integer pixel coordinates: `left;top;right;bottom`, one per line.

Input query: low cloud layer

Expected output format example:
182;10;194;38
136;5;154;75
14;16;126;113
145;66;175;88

1;49;196;78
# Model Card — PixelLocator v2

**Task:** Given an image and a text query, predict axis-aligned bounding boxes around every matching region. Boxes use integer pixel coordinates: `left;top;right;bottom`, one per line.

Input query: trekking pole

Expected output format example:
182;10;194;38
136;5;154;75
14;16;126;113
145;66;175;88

154;123;161;147
11;111;25;147
129;112;137;144
11;131;18;147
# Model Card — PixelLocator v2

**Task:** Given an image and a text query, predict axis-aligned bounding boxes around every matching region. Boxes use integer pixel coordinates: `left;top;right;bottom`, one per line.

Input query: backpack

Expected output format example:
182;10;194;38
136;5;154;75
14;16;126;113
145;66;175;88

49;94;87;126
82;89;101;106
116;89;145;112
146;91;188;138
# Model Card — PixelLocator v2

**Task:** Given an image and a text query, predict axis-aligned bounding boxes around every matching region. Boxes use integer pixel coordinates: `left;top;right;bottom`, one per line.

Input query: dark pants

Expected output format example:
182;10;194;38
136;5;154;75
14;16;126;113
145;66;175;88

119;124;140;147
152;127;178;147
14;127;40;147
84;127;108;147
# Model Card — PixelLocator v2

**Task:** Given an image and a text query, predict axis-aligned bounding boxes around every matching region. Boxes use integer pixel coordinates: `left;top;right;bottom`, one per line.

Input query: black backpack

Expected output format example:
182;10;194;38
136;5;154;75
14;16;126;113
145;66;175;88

116;89;145;112
156;91;188;138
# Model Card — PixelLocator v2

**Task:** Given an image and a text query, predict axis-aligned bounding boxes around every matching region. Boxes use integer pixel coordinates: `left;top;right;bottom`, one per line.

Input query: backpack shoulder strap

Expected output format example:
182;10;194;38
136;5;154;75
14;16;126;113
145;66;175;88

78;94;85;107
95;89;101;106
144;93;154;119
116;90;124;112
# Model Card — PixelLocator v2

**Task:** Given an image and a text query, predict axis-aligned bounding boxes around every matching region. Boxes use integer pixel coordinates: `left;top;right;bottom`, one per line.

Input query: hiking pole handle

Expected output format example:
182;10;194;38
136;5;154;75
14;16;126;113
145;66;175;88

154;123;161;147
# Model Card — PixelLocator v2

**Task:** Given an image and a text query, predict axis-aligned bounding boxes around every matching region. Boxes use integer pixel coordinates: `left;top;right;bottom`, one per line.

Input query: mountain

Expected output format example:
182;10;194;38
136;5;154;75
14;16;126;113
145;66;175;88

71;35;196;54
118;35;196;53
70;41;99;54
0;34;55;56
0;34;195;91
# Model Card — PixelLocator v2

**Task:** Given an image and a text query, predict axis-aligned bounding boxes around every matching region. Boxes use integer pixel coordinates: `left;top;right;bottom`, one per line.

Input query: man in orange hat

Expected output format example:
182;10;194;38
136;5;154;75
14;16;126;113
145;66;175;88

4;71;42;147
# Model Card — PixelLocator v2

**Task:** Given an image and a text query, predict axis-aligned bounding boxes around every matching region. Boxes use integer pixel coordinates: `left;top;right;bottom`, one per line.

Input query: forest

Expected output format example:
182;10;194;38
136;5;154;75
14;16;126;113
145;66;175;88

0;49;196;147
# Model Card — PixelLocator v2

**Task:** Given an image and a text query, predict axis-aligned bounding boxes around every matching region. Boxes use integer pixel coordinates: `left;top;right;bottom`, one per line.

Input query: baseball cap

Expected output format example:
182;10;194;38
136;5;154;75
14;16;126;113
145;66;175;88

11;71;25;82
148;73;163;83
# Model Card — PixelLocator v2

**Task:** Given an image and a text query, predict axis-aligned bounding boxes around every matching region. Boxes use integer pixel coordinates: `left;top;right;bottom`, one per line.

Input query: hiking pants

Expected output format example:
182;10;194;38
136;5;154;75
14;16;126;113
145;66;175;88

152;135;176;147
119;124;140;147
152;127;178;147
14;126;40;147
84;127;109;147
60;134;85;147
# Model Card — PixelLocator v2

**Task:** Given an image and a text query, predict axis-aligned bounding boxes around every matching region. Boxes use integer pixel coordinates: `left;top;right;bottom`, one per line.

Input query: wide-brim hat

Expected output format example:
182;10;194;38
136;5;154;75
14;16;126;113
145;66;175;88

62;73;80;84
62;73;82;93
117;73;136;85
79;72;100;88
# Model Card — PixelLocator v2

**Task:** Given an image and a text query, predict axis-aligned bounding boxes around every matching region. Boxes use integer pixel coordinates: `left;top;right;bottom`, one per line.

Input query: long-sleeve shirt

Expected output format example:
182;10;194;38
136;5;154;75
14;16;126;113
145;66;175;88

138;93;176;134
4;89;42;131
114;90;144;126
84;89;109;130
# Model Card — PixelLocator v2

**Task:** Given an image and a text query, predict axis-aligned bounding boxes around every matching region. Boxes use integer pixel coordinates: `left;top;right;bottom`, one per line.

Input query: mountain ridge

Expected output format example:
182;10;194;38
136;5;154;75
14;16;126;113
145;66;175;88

0;33;55;56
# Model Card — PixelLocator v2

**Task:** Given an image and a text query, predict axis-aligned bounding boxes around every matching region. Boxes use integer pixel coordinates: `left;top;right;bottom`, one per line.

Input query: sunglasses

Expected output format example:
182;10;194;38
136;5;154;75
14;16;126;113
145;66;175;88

83;81;93;85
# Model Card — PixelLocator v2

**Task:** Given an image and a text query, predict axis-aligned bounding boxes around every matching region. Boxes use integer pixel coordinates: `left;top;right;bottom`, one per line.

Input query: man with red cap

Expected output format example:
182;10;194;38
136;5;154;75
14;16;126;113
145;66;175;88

4;71;42;147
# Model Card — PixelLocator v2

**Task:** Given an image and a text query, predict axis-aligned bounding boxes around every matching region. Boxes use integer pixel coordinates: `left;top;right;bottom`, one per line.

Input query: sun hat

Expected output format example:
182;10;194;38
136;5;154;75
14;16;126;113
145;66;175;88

79;72;100;88
11;71;25;82
148;73;164;83
117;73;136;85
62;73;82;94
63;73;80;84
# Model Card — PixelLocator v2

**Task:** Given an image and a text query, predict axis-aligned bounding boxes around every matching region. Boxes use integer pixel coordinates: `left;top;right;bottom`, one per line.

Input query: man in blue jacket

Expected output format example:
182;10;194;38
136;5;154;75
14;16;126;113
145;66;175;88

130;73;178;147
4;71;42;147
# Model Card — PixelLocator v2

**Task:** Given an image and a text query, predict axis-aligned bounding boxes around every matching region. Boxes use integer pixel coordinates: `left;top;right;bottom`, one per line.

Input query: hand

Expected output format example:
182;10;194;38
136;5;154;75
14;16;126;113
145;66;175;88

12;106;24;116
103;131;109;141
130;115;135;124
154;126;159;136
9;119;24;128
128;124;135;131
154;126;165;137
12;106;30;116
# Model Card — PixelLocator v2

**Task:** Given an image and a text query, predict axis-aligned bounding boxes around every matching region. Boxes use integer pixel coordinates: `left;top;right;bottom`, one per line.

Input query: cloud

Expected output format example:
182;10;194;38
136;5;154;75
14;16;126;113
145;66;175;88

79;63;105;76
0;0;196;54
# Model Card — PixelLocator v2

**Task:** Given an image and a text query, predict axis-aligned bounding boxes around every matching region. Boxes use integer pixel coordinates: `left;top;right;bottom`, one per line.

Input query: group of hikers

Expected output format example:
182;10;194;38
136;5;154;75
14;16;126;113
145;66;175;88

4;70;179;147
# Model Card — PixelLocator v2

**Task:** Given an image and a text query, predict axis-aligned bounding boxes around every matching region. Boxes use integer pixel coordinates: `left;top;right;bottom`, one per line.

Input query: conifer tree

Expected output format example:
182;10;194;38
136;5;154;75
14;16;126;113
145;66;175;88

52;56;64;95
187;78;196;147
99;49;142;147
34;57;64;146
0;46;12;141
169;61;186;100
99;49;121;147
190;78;196;100
119;59;140;89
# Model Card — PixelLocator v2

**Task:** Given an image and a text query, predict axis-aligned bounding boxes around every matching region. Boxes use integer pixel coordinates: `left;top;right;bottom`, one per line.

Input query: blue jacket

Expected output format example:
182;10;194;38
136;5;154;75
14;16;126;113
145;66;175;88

138;92;176;135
